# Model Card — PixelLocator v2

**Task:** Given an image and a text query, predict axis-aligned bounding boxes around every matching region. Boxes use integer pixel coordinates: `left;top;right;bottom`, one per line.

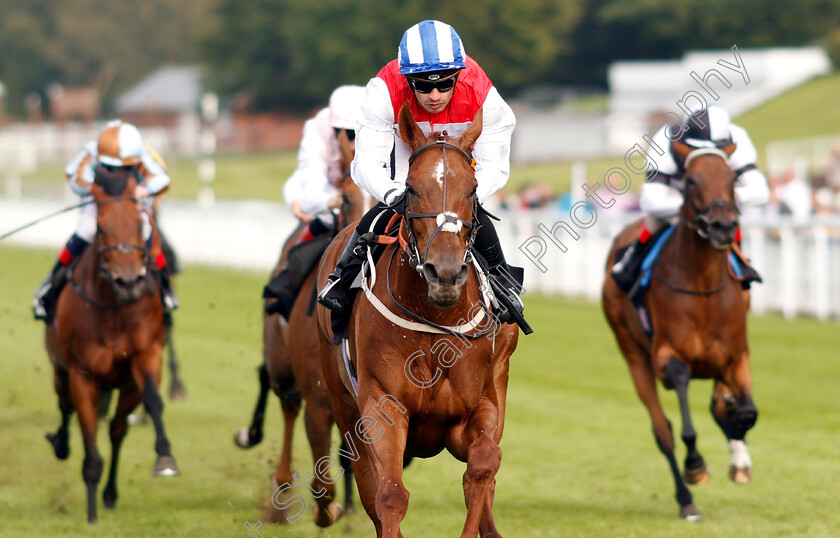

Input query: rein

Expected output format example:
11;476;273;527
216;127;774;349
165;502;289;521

403;134;479;272
360;134;493;337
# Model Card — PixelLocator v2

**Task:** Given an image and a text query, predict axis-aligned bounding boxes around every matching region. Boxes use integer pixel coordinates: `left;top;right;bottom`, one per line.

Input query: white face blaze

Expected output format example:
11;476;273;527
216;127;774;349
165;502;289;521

435;160;445;189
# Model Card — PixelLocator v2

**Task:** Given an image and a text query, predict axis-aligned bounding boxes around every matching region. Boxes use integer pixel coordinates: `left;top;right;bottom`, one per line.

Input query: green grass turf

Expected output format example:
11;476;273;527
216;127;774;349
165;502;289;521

1;244;839;536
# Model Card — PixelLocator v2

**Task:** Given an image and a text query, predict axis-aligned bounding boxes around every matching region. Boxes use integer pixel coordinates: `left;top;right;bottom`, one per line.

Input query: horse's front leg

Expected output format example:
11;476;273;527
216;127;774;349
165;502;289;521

360;392;410;538
103;383;143;509
46;366;73;460
712;351;758;484
457;398;502;538
68;370;103;523
134;350;179;476
663;356;709;486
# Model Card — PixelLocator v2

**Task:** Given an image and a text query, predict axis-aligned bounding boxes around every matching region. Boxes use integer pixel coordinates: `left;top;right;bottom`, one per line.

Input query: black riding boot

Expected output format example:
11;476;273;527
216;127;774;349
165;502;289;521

159;267;179;313
478;242;525;324
317;230;365;314
611;239;647;293
734;249;763;290
263;268;296;319
32;260;68;323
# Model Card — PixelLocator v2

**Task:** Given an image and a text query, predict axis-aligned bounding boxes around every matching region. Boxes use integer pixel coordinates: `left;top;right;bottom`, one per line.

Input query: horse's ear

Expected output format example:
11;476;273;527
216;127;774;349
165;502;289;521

457;107;483;154
672;141;693;164
722;143;737;157
398;101;426;151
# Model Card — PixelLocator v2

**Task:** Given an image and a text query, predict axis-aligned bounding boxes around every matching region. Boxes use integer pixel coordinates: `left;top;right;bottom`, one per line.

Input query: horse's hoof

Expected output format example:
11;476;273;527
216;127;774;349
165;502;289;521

45;432;69;460
680;504;702;521
234;427;253;449
315;502;345;527
103;487;117;508
729;465;752;484
683;464;710;485
152;455;180;477
169;383;187;401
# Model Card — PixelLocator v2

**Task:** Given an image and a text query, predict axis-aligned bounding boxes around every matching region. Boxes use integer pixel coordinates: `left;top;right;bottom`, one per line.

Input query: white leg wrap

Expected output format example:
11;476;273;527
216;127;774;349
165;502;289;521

728;439;752;468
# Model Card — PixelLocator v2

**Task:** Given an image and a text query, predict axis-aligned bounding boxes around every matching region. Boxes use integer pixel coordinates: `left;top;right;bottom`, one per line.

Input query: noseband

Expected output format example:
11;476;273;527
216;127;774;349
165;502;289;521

403;133;479;273
680;148;739;241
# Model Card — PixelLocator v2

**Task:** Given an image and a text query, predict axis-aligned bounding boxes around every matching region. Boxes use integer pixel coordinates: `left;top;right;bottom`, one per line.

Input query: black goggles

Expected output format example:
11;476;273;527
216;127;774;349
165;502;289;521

333;128;355;142
407;73;459;94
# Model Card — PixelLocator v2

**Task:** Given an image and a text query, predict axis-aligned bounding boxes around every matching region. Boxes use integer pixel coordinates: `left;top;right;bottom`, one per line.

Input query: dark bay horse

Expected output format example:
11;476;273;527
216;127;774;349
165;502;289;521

235;130;369;525
45;170;178;522
603;141;758;520
316;103;519;537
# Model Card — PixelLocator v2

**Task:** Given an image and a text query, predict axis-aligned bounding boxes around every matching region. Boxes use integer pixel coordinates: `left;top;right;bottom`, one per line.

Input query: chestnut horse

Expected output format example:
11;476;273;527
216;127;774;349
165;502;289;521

235;130;369;525
316;103;519;537
602;142;758;520
44;169;178;523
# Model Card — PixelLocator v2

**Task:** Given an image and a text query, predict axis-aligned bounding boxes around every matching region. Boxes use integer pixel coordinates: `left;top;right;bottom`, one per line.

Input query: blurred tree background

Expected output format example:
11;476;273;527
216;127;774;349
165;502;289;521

1;0;839;117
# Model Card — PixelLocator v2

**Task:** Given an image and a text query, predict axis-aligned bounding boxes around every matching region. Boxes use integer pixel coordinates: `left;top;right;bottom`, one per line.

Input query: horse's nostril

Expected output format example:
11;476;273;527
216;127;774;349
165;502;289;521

456;264;469;284
423;263;439;282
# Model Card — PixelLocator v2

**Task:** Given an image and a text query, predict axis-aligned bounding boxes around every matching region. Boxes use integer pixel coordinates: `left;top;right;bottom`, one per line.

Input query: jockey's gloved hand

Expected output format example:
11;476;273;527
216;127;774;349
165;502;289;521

385;190;408;214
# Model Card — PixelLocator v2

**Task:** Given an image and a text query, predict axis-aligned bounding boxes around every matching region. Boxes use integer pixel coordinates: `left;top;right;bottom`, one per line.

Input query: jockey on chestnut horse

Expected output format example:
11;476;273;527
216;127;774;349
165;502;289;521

236;86;369;526
315;20;529;537
45;166;178;523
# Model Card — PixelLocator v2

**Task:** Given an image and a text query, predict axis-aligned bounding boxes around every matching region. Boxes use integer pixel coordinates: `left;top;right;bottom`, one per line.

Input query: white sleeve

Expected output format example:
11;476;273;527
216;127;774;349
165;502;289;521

640;181;684;219
283;110;334;213
65;142;95;177
474;87;516;203
735;168;769;207
68;155;96;196
729;124;769;206
352;78;404;204
140;150;170;195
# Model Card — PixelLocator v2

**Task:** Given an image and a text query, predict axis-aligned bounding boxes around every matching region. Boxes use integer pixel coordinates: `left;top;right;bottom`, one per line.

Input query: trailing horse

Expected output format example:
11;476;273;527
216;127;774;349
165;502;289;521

235;130;368;525
603;141;758;520
316;103;519;537
44;167;178;523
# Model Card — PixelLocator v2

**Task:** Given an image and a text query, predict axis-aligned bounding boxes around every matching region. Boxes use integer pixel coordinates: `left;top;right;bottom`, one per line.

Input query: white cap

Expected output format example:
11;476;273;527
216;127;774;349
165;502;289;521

328;85;366;130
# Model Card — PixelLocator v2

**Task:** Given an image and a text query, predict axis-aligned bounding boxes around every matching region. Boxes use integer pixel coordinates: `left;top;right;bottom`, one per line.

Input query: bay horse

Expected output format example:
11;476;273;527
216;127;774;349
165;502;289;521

316;103;519;537
602;141;758;520
44;168;179;523
235;130;368;525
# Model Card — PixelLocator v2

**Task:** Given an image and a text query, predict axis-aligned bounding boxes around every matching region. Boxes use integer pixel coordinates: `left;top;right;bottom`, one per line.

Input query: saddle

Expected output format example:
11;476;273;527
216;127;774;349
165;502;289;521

627;226;751;338
263;232;333;319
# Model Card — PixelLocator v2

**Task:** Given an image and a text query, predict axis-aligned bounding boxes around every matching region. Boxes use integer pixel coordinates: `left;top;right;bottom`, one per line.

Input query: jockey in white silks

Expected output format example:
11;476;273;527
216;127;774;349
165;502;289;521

317;19;528;337
262;85;366;319
32;120;177;322
611;106;769;296
282;85;367;239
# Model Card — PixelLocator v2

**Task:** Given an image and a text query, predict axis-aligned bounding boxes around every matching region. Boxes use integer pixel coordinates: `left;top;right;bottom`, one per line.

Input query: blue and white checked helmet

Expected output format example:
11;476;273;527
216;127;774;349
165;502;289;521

398;20;466;76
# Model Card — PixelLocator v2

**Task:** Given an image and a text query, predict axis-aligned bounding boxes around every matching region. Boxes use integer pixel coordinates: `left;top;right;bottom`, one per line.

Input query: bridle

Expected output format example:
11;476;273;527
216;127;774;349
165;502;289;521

402;132;479;274
679;148;739;242
655;147;739;296
366;132;494;339
69;195;154;309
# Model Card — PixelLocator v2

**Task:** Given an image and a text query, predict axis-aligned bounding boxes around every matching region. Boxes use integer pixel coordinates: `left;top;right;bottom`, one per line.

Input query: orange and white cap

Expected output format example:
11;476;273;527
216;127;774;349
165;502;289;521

97;120;144;167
